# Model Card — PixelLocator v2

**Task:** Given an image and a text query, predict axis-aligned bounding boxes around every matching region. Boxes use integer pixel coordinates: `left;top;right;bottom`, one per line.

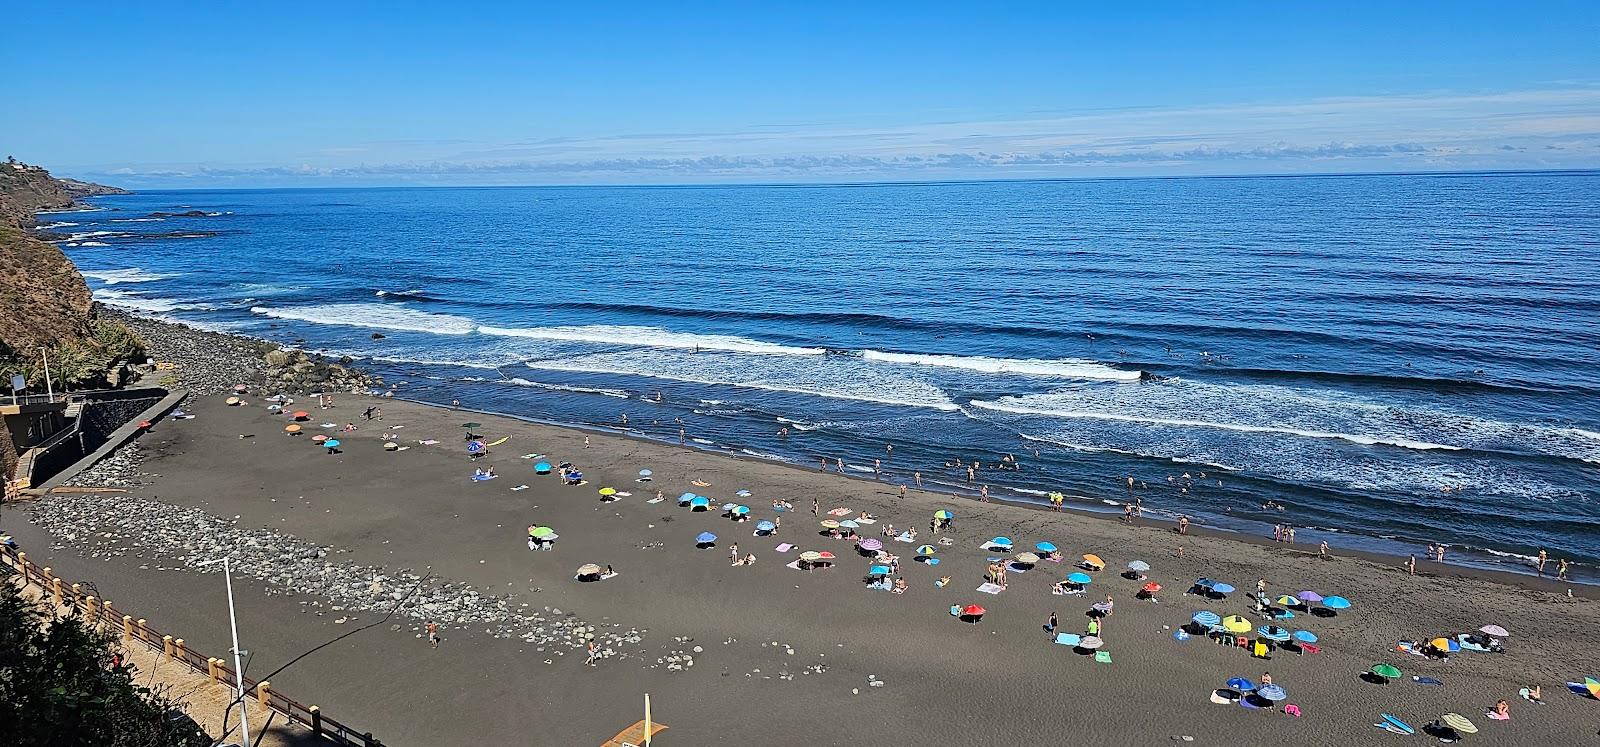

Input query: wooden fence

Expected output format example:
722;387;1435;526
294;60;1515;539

1;544;384;746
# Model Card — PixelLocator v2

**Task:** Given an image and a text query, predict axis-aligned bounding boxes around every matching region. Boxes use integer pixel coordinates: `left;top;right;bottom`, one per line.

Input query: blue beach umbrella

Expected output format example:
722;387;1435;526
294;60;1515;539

1211;582;1236;594
534;462;552;473
1226;677;1255;692
1192;611;1222;626
466;440;484;454
755;520;775;532
1195;578;1216;588
735;489;752;497
639;469;653;477
1292;630;1318;643
1323;596;1352;609
868;565;891;576
1257;626;1291;642
1257;684;1287;702
990;536;1014;547
733;505;750;515
567;470;583;481
838;519;860;529
323;439;341;449
695;531;717;544
1127;560;1151;572
678;492;696;505
690;496;710;509
1066;572;1093;585
1035;541;1058;553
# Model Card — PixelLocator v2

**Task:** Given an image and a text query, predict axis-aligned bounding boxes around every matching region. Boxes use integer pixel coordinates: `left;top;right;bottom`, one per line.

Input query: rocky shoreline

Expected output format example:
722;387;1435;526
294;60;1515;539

102;308;379;397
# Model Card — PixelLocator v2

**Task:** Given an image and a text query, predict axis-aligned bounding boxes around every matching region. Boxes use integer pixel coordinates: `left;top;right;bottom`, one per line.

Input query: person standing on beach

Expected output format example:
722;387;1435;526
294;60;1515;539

1319;540;1330;560
585;640;599;666
1286;526;1296;544
426;621;440;648
979;485;990;502
583;436;590;448
1274;525;1283;542
811;497;819;516
1178;515;1190;534
679;427;686;445
914;472;923;489
773;515;781;534
729;543;739;564
1044;611;1058;636
874;458;881;476
1407;555;1416;575
1557;558;1569;581
1537;549;1548;575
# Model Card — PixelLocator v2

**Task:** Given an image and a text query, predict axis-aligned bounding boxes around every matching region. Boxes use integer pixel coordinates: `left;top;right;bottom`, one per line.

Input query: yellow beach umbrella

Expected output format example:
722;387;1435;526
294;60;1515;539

1221;615;1252;633
819;520;840;529
1440;713;1477;734
1014;552;1040;564
1430;637;1452;651
284;424;301;434
576;563;603;576
799;551;822;562
1082;553;1105;568
598;487;617;496
1585;677;1599;698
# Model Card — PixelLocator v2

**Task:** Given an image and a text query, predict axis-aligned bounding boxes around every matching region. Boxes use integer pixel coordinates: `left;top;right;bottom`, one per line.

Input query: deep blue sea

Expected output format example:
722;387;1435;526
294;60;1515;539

46;173;1600;579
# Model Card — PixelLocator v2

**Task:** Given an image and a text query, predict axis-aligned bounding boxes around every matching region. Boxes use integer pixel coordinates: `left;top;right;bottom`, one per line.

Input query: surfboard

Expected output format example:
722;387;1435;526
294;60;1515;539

1381;713;1415;734
485;436;511;447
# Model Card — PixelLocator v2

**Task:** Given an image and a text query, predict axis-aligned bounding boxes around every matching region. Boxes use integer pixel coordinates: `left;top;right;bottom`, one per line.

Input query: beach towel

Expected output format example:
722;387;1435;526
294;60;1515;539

486;436;510;446
1413;676;1443;686
1283;704;1301;717
1055;633;1081;646
1094;651;1112;664
1052;587;1086;597
511;485;529;491
855;517;876;524
520;453;541;459
895;532;916;543
1485;711;1508;721
600;572;619;580
785;560;804;571
645;497;665;504
976;583;1005;595
419;439;440;445
471;474;497;482
827;508;852;516
1005;563;1030;574
691;480;711;487
924;557;940;566
774;543;795;552
980;542;1010;551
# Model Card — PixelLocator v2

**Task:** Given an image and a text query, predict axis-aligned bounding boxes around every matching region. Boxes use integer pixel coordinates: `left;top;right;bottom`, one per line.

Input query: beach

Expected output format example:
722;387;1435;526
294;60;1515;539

5;327;1598;744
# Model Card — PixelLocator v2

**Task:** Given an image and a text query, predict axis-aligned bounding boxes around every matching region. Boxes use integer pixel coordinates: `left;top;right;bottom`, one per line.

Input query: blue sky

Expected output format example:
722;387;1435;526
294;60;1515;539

5;2;1600;187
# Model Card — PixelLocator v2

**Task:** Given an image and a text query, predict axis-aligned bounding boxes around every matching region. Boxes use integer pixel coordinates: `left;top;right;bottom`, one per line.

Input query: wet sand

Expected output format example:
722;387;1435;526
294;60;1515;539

5;393;1598;745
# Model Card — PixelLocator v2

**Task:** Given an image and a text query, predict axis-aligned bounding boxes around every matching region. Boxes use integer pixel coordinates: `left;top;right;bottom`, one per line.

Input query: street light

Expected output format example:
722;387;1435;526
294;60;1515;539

196;556;250;747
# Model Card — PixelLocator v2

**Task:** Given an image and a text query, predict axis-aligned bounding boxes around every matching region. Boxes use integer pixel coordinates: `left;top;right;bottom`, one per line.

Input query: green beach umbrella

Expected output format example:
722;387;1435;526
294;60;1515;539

530;526;554;538
916;545;936;556
1440;713;1477;734
1371;663;1401;680
598;487;617;496
934;510;953;520
460;422;482;428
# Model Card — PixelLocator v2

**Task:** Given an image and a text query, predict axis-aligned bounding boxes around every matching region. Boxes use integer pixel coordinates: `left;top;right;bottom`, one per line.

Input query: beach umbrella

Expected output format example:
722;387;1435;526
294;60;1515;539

383;442;399;451
284;424;301;434
694;531;717;544
1479;624;1509;637
1273;609;1295;619
1256;684;1287;702
535;462;552;473
1192;611;1221;626
1035;541;1058;553
721;503;738;512
838;519;860;529
233;383;248;391
467;441;485;454
916;545;936;556
1066;572;1093;585
598;487;617;496
323;439;341;449
690;497;710;509
312;434;329;442
1371;663;1401;681
1210;582;1235;594
1077;636;1104;650
868;565;891;576
1091;601;1113;614
1296;590;1323;602
799;551;822;562
1584;677;1600;698
755;520;775;532
1429;637;1453;651
576;563;602;576
1081;553;1105;568
225;396;241;406
1275;595;1300;607
1440;713;1477;735
292;411;309;420
1141;582;1162;593
677;492;695;504
934;510;954;520
1226;677;1255;692
858;538;884;552
1258;626;1290;642
961;604;986;617
819;519;840;529
567;470;583;481
1292;630;1318;643
460;422;481;428
1014;552;1040;565
1322;595;1351;609
638;469;652;477
815;551;835;560
990;536;1014;547
1221;615;1252;634
733;505;750;515
530;526;554;538
735;489;752;497
1126;560;1150;572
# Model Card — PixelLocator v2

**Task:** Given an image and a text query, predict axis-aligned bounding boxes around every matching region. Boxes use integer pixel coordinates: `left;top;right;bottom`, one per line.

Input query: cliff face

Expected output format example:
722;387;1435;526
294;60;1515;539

0;159;142;392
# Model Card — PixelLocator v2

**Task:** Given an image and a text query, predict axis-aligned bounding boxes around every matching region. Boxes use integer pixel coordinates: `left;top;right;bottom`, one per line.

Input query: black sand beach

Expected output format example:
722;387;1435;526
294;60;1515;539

6;345;1599;745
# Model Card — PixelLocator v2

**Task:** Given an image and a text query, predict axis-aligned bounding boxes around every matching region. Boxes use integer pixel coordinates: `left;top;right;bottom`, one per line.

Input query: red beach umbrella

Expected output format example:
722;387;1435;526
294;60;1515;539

1142;582;1162;593
962;604;986;617
291;411;309;420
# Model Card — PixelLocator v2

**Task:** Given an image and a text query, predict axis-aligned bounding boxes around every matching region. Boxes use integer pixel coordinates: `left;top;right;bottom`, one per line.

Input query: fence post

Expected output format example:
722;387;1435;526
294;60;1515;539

135;618;148;643
257;681;271;707
122;615;134;639
162;635;174;658
51;577;63;604
172;639;186;666
70;583;81;607
15;552;25;583
102;601;114;626
308;705;322;734
84;596;97;617
207;658;221;682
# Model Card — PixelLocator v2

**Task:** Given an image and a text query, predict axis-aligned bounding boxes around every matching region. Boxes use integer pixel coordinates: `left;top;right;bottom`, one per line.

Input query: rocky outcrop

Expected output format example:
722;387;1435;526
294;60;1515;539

108;310;377;396
55;177;130;198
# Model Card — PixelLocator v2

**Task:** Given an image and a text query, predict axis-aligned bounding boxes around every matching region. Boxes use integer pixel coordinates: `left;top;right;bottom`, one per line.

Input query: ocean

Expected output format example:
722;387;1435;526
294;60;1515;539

54;173;1600;579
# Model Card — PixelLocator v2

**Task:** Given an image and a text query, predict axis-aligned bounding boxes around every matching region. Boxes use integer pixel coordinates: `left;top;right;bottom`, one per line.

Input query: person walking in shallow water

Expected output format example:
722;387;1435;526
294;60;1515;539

1537;549;1547;575
427;621;440;648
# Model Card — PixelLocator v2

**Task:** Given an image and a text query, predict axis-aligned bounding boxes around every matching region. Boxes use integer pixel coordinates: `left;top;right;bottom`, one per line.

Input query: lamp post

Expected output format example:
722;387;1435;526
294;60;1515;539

197;556;250;747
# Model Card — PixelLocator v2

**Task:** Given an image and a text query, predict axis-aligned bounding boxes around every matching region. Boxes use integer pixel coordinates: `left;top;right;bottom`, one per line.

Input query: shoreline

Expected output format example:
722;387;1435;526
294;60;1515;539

104;307;1595;592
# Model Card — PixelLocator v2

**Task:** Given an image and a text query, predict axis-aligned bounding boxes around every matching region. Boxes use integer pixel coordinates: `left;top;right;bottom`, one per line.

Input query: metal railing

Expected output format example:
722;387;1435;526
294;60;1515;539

1;544;383;746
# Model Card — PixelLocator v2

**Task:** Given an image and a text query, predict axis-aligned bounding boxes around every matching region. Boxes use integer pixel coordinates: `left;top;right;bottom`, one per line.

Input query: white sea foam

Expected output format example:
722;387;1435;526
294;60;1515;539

479;324;826;356
63;230;127;241
92;288;214;314
504;378;629;399
861;350;1142;381
39;221;79;229
250;303;477;335
78;241;110;247
80;268;178;284
109;217;165;223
